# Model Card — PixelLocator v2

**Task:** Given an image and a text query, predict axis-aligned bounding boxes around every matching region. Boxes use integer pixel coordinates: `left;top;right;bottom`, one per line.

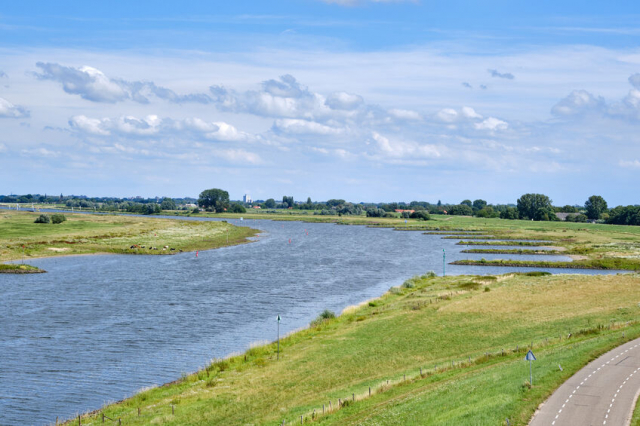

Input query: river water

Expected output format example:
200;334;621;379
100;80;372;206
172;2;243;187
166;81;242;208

0;218;624;425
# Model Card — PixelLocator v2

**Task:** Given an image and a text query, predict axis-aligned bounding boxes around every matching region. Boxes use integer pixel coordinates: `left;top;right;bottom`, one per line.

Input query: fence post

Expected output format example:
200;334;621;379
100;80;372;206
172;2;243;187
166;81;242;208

172;405;174;415
78;415;81;426
353;393;355;402
301;415;303;424
369;386;371;396
138;407;140;417
102;413;105;423
323;404;325;414
420;367;422;375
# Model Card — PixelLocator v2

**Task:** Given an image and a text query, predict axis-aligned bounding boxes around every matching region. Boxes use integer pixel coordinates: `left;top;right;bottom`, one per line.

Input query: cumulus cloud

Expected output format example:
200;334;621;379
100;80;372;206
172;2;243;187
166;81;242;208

629;74;640;90
488;69;515;80
436;106;483;123
325;91;364;110
0;97;30;118
272;118;344;135
0;142;7;153
210;74;338;120
474;117;508;131
551;90;605;117
21;148;61;158
69;114;253;141
35;62;211;104
462;82;472;89
372;131;440;159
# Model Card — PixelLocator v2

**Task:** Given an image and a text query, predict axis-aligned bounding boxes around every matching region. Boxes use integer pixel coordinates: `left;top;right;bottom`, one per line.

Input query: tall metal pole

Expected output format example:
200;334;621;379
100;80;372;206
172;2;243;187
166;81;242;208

443;249;446;277
529;360;533;385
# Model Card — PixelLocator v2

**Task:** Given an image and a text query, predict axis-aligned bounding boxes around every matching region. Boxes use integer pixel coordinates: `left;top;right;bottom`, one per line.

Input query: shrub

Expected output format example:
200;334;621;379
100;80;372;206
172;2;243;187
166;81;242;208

424;270;437;278
51;214;66;224
402;280;415;289
410;211;431;221
310;309;336;326
34;214;50;223
524;271;551;277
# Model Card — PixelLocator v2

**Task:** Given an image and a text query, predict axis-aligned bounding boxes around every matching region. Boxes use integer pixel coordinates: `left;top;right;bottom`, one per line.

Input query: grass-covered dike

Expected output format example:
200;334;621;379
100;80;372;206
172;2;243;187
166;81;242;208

67;272;640;425
0;263;45;274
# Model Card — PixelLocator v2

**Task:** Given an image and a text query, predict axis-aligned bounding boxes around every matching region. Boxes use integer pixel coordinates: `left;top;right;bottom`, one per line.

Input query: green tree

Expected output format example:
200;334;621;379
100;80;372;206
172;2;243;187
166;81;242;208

282;196;294;209
461;199;472;207
160;198;176;211
230;203;246;213
34;214;50;223
51;214;66;224
198;188;230;212
472;199;487;211
585;195;608;220
500;207;519;220
264;198;276;209
517;193;553;220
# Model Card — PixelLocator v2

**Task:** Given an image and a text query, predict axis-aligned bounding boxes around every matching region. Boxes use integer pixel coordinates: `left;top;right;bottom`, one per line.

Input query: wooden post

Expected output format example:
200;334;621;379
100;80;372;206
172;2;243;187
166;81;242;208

420;367;422;375
339;398;341;407
102;413;105;423
118;419;121;426
323;404;325;414
352;393;355;402
78;415;81;425
172;405;174;415
329;401;332;411
369;386;371;396
138;407;140;417
301;415;303;424
404;374;406;381
468;356;471;363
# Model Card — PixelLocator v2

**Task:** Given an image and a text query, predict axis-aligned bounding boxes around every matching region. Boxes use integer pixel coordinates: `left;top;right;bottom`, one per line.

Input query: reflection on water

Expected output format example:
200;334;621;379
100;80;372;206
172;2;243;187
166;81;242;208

0;218;625;425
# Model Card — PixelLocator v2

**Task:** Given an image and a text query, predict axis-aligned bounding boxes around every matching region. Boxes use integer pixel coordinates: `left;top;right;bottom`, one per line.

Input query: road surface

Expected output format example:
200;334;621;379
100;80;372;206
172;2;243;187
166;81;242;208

530;337;640;426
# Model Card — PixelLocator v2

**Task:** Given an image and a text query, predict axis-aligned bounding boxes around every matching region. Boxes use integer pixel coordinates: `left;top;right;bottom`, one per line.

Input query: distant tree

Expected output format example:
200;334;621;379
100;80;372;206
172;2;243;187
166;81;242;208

366;208;387;217
198;188;230;212
410;210;430;221
585;195;608;220
475;206;498;218
160;198;176;211
517;193;552;220
448;204;474;216
230;203;246;213
282;196;294;209
606;205;640;226
326;199;345;208
472;199;487;211
461;199;472;207
566;213;587;223
533;206;559;221
264;198;276;209
437;200;442;207
500;207;519;220
561;205;578;213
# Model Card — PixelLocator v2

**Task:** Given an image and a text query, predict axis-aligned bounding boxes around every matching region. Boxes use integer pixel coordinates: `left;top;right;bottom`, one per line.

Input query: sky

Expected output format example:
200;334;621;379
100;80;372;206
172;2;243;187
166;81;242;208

1;1;640;205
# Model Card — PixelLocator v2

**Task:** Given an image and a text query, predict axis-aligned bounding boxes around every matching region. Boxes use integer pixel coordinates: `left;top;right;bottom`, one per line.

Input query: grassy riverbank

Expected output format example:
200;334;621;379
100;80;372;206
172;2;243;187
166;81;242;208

0;210;257;263
70;272;640;425
451;258;640;271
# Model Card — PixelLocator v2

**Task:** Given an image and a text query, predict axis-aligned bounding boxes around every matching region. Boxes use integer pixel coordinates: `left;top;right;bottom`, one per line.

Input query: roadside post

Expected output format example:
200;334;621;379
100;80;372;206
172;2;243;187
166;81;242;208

525;350;536;385
443;249;445;277
277;315;281;360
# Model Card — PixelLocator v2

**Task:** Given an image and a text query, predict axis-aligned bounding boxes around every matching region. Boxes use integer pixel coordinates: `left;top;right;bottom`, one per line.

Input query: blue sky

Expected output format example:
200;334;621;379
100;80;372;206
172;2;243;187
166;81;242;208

1;1;640;204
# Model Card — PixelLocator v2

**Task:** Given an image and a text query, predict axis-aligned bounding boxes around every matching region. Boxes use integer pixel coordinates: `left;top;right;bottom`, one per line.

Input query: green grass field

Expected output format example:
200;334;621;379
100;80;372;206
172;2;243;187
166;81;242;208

0;210;257;265
70;272;640;425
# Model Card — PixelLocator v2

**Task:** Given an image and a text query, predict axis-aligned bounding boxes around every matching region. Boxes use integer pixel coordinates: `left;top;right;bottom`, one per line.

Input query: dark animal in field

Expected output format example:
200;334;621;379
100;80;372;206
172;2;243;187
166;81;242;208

170;248;175;251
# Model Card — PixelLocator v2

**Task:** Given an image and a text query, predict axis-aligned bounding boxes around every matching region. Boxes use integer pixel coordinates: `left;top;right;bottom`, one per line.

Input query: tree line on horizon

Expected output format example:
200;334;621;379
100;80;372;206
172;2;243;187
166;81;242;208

2;191;639;226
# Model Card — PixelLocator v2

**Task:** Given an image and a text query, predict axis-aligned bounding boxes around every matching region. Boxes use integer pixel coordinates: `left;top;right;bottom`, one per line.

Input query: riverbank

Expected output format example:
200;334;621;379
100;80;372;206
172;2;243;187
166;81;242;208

68;272;640;425
0;210;258;263
451;258;640;271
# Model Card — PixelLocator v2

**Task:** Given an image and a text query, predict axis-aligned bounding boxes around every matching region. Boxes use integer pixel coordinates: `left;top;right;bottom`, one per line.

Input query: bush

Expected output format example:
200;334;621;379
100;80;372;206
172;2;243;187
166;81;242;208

424;270;437;278
410;211;431;221
51;214;66;224
34;214;50;223
310;309;336;326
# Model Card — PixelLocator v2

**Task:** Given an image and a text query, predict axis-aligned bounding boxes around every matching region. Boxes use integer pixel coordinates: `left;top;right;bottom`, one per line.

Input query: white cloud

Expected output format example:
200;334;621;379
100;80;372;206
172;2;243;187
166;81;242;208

0;142;7;152
21;148;60;158
216;149;262;164
436;106;482;123
0;97;29;118
35;62;211;104
474;117;508;131
372;131;440;159
273;118;344;135
388;108;421;120
629;74;640;90
69;114;256;143
620;159;640;168
551;90;605;117
325;91;364;110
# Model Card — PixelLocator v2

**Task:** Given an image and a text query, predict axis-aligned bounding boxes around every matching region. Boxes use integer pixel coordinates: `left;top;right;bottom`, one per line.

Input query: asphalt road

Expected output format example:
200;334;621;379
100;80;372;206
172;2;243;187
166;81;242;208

530;337;640;426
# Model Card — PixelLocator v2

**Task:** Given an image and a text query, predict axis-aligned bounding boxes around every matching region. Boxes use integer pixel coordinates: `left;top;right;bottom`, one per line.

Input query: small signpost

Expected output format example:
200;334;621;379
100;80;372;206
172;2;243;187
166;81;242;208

525;350;536;385
277;315;281;360
442;249;446;277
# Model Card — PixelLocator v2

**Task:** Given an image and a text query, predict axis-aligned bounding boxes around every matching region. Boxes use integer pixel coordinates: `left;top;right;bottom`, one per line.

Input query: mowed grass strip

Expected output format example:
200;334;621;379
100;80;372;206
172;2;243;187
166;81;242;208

73;272;640;425
0;210;257;262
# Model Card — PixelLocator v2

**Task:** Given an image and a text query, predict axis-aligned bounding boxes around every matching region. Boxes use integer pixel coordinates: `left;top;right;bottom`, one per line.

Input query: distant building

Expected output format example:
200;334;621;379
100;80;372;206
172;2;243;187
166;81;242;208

243;194;252;203
394;209;415;214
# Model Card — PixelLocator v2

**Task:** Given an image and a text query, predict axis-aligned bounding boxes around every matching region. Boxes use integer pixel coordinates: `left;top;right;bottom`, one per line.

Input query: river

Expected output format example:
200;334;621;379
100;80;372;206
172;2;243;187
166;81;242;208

0;217;625;425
